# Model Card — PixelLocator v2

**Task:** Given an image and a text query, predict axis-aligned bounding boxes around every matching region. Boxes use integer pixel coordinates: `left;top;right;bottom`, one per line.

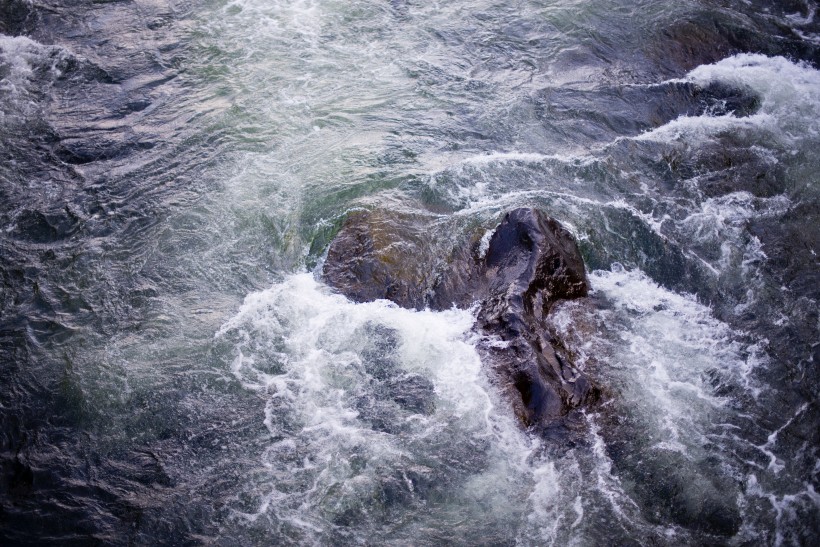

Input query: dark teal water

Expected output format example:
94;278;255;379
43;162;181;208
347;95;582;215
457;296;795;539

1;0;818;544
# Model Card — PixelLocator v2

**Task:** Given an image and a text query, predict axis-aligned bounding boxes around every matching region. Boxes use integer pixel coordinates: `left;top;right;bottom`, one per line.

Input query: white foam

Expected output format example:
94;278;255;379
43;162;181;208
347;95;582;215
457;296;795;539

677;191;791;274
216;273;544;537
550;266;767;458
587;417;643;522
0;35;71;109
219;0;323;42
632;112;773;144
459;151;565;166
524;460;565;544
637;54;820;145
0;33;78;136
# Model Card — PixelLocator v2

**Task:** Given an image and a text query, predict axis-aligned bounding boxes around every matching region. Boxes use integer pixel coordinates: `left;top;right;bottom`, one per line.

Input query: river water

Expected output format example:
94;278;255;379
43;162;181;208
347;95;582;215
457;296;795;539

1;0;818;544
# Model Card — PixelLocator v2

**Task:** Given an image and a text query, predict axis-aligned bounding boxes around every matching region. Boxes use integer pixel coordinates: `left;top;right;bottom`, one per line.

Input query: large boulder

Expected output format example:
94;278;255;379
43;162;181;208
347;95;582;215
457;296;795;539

469;209;595;428
322;207;599;430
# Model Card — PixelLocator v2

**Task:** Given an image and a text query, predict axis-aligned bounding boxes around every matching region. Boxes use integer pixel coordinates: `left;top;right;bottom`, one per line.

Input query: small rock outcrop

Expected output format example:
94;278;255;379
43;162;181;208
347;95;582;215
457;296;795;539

322;207;599;431
459;209;596;429
323;209;434;310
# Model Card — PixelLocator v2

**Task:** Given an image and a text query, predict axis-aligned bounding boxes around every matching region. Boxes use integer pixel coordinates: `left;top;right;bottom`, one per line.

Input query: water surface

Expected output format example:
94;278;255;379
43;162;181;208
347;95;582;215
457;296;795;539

1;0;818;544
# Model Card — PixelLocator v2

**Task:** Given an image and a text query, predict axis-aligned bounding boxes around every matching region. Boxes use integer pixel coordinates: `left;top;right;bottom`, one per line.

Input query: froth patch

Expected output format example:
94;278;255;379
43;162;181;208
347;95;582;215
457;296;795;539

588;265;765;399
0;35;70;91
636;53;820;145
0;35;72;125
214;274;541;539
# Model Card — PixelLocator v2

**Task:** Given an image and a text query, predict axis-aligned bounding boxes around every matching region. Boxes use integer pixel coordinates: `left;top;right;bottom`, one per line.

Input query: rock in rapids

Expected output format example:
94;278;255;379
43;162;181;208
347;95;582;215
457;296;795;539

323;207;599;432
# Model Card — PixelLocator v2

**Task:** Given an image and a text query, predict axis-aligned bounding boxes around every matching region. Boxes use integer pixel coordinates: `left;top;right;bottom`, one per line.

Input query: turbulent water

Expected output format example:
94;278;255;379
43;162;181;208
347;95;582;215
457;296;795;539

1;0;818;544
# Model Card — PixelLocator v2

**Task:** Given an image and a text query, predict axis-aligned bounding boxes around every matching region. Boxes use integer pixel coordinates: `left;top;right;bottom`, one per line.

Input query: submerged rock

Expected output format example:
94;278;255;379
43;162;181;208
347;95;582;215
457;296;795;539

322;207;599;431
649;12;820;75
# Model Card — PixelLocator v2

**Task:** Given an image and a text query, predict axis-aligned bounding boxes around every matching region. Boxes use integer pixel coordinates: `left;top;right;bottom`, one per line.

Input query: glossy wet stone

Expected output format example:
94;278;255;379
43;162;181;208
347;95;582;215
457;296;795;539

323;207;599;430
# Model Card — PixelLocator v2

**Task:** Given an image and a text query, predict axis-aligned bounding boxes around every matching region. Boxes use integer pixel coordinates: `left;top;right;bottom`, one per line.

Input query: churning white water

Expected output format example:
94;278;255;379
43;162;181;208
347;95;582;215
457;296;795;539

1;0;817;543
215;274;546;543
200;3;819;542
209;261;785;543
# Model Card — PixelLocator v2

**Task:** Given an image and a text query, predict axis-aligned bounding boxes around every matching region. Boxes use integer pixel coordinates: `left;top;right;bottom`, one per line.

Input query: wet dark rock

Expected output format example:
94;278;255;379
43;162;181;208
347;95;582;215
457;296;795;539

322;209;436;310
323;207;598;430
438;208;588;311
465;210;596;428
